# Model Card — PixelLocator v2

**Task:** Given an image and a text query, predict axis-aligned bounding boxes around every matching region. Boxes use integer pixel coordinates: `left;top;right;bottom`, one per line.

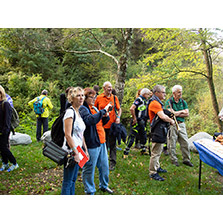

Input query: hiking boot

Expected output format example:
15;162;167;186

141;150;150;155
150;173;164;181
163;149;169;156
172;161;179;167
157;167;167;173
123;148;129;158
183;161;193;167
7;163;19;172
0;163;9;171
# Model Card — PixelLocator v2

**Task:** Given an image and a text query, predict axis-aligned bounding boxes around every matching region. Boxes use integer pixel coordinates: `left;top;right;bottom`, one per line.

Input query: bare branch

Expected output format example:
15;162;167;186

62;48;119;66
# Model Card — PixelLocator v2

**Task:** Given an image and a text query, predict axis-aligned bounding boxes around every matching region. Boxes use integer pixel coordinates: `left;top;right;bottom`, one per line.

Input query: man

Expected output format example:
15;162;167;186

28;89;53;141
148;85;175;181
165;85;193;167
124;88;151;157
94;81;122;171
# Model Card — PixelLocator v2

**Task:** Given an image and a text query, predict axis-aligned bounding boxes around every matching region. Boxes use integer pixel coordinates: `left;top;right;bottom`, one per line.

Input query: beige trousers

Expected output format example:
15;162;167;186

167;122;191;163
149;143;163;175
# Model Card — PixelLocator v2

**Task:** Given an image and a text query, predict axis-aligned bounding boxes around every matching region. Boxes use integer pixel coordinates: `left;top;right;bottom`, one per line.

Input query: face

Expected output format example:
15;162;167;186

85;93;95;106
103;83;112;96
73;90;85;107
157;88;166;100
173;89;182;100
142;93;150;100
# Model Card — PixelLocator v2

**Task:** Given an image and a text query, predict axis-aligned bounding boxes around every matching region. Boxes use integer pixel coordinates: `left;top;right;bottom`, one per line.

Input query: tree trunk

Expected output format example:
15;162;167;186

115;28;133;105
200;29;223;131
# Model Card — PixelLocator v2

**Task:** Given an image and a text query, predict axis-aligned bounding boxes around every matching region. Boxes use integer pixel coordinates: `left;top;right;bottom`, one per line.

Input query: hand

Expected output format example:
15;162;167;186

132;118;137;125
104;102;113;112
115;117;120;124
170;119;175;125
73;153;81;163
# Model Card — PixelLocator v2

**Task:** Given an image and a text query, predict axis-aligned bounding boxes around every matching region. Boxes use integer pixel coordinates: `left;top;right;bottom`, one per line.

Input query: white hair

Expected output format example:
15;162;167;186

103;81;112;88
172;85;182;93
140;88;151;96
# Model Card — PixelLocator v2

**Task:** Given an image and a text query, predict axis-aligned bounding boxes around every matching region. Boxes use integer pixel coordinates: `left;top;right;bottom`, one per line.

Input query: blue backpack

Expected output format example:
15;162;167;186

33;97;46;115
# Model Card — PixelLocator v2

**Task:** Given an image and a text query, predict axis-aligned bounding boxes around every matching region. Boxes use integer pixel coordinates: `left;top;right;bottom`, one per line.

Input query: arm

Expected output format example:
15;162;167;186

157;110;174;125
130;104;137;125
3;102;12;134
174;109;189;117
47;98;53;110
64;117;81;163
79;106;106;126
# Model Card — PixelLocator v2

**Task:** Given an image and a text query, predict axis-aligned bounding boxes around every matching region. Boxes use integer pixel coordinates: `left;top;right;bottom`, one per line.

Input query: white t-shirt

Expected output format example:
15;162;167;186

62;107;86;152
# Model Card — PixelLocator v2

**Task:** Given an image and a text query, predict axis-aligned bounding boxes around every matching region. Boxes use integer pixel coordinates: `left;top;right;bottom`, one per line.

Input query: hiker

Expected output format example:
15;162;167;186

94;81;122;171
79;88;113;194
0;85;19;172
148;85;174;181
164;85;193;167
28;90;53;142
124;88;151;157
61;87;88;195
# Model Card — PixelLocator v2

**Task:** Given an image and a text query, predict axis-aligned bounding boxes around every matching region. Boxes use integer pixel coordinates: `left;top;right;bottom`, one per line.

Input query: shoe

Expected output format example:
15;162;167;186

150;173;164;181
141;150;150;155
109;165;115;171
100;187;114;194
172;161;179;167
7;163;19;172
183;161;193;167
116;147;122;151
157;167;167;173
163;149;169;156
123;149;129;158
0;163;9;171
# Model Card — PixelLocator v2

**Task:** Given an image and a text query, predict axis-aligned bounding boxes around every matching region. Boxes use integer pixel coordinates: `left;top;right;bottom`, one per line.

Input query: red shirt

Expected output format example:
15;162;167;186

94;93;120;129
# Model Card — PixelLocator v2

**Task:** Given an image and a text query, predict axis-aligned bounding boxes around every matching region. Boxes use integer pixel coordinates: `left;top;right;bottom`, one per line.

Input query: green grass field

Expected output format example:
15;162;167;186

1;134;223;195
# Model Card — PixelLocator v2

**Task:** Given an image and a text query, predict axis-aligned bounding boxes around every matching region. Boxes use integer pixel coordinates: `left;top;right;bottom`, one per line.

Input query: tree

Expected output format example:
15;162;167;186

57;28;133;104
142;28;223;131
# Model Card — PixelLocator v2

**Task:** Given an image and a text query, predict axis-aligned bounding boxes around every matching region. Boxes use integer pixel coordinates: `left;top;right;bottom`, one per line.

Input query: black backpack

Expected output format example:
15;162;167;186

150;109;172;143
51;107;75;147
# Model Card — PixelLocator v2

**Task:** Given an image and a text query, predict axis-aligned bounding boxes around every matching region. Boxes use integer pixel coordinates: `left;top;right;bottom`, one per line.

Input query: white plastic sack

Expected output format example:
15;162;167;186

41;130;51;143
9;132;32;145
188;132;213;153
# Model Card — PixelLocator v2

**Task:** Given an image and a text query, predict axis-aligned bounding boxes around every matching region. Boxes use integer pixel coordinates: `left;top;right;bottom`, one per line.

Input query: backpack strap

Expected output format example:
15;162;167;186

113;95;118;116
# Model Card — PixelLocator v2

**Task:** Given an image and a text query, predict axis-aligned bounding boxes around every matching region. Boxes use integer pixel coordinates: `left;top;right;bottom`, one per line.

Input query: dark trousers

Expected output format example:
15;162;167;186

0;133;16;165
126;120;147;148
105;128;117;167
36;117;48;141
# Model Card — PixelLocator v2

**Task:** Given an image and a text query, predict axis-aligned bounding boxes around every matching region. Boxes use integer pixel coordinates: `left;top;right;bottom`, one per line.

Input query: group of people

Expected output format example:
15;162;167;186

0;81;194;194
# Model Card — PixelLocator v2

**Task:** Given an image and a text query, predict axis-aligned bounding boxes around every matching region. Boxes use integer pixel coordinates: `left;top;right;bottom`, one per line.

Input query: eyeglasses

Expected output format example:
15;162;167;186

160;91;166;94
88;96;94;99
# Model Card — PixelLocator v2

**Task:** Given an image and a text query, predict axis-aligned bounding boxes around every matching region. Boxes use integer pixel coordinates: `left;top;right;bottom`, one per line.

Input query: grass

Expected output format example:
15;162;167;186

1;133;223;195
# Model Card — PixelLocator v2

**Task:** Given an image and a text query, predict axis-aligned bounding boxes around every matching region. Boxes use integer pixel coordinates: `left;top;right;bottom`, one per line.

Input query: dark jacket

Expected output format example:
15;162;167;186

79;101;108;149
110;122;127;145
0;100;12;135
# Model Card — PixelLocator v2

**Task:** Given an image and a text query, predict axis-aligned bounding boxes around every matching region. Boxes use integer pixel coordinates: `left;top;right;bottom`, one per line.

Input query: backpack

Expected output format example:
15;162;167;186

33;96;46;115
2;100;20;133
51;107;75;147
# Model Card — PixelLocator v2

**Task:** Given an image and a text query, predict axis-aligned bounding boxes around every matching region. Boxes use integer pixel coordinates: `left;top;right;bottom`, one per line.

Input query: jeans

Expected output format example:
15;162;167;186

61;163;80;195
0;132;16;165
36;117;48;141
82;143;109;195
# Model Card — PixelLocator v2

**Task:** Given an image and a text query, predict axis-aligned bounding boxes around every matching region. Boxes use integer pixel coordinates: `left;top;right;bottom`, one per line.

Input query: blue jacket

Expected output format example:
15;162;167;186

79;102;108;149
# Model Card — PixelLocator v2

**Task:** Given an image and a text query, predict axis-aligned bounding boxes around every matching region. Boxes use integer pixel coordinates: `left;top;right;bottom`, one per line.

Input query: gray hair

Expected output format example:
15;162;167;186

103;81;112;88
153;85;165;93
172;85;182;93
140;88;151;96
41;89;48;95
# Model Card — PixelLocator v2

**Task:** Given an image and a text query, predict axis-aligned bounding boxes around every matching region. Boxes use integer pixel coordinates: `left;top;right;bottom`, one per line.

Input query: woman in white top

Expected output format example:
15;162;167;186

61;86;89;195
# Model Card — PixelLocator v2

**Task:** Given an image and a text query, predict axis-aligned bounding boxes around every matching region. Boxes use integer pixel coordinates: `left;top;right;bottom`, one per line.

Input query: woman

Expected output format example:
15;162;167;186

61;86;88;195
79;88;113;195
0;85;19;172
